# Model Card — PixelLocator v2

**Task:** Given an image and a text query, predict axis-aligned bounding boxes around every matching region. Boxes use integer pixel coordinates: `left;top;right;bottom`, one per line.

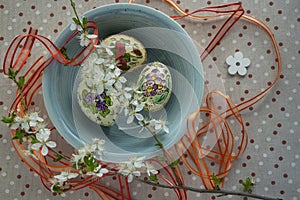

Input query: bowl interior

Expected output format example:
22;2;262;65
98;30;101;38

43;3;203;162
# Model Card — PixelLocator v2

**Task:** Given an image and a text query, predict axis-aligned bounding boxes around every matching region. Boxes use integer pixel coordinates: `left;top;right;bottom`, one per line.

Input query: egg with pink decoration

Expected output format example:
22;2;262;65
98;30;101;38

136;62;172;112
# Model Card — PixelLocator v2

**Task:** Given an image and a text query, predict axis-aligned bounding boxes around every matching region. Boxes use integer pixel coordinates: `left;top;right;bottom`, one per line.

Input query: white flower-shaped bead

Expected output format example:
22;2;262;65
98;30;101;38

226;52;251;76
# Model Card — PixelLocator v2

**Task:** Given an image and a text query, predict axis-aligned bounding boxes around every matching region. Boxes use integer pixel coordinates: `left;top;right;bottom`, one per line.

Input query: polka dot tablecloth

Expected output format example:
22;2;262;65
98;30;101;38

0;0;299;199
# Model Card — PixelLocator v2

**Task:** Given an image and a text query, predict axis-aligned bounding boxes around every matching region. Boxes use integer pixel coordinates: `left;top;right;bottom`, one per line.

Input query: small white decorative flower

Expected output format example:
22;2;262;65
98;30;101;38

86;165;109;177
127;105;144;124
118;156;146;183
226;52;251;76
79;32;97;47
54;171;79;185
91;138;105;159
10;112;44;132
97;42;114;56
145;162;158;176
150;119;169;134
69;17;83;32
31;128;56;156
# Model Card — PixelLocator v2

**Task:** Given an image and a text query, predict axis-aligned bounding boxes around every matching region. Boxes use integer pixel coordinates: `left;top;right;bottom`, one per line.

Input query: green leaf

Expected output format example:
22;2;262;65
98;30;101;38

105;96;112;106
54;154;63;162
149;174;159;183
99;109;110;118
211;174;223;190
17;76;25;88
72;17;79;24
70;1;76;8
171;159;180;167
12;129;25;143
241;177;255;193
82;17;87;29
60;47;72;61
1;115;14;124
51;184;63;193
122;53;131;62
157;156;165;162
8;68;16;79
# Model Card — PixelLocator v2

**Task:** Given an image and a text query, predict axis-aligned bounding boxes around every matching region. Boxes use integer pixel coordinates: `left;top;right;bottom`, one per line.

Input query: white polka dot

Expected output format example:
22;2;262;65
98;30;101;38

287;146;291;150
288;96;293;101
196;193;201;197
60;193;66;197
10;147;15;152
264;187;269;191
228;195;233;199
264;72;269;76
254;144;259;149
285;0;289;4
256;63;261;68
266;137;271;142
263;40;268;44
252;47;256;52
293;197;298;200
66;11;71;16
295;154;299;159
221;47;225;51
229;87;234;91
47;3;52;8
232;185;237;190
6;155;11;160
5;189;9;193
265;104;270;109
290;129;294;133
288;179;293;184
285;113;290;117
232;40;237;44
2;139;8;143
263;153;268;158
10;181;14;185
12;18;16;23
201;39;206;43
294;121;299;126
255;177;260;183
291;162;296;167
253;79;257;84
267;170;272;175
254;32;259;36
292;56;296;60
16;2;21;7
192;176;197;181
285;80;289;84
295;8;299;13
36;10;40;15
296;73;300;77
193;30;197;35
132;191;137;196
164;192;169;197
290;24;295;29
4;10;9;14
287;64;292;68
263;8;267;12
7;26;12;31
43;19;48;23
254;112;258;116
259;161;263;166
282;16;287;20
136;183;141;188
235;169;240;174
257;128;262;133
260;55;264;60
297;188;300;193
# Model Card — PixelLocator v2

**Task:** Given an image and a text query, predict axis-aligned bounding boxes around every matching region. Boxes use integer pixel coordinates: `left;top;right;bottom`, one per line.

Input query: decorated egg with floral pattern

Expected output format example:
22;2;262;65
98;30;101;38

136;62;172;112
102;34;147;72
77;79;120;126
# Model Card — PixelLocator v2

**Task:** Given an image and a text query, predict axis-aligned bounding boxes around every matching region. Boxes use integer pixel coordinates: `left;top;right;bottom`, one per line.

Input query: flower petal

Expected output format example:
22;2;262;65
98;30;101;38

46;141;57;148
237;67;248;76
31;143;42;151
127;115;134;124
135;113;144;121
225;55;235;65
234;52;243;59
241;58;251;67
41;145;48;156
228;66;238;75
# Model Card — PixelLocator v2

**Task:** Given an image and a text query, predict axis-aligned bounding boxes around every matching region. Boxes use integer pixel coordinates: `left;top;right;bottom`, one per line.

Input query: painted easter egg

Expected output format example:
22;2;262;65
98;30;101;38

102;34;146;72
77;79;120;126
136;62;172;112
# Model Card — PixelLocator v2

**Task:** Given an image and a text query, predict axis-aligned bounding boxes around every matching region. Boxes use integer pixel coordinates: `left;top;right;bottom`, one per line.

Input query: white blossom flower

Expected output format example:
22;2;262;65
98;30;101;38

226;52;251;76
69;17;83;31
127;105;144;124
79;32;97;47
145;162;158;176
150;119;169;133
86;165;109;177
54;171;79;185
118;156;146;183
104;68;127;90
90;138;105;159
31;128;56;156
10;112;44;132
96;42;114;56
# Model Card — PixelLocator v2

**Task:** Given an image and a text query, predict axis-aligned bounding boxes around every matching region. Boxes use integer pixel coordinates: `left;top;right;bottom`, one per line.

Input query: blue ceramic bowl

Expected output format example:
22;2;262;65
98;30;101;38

43;3;203;162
